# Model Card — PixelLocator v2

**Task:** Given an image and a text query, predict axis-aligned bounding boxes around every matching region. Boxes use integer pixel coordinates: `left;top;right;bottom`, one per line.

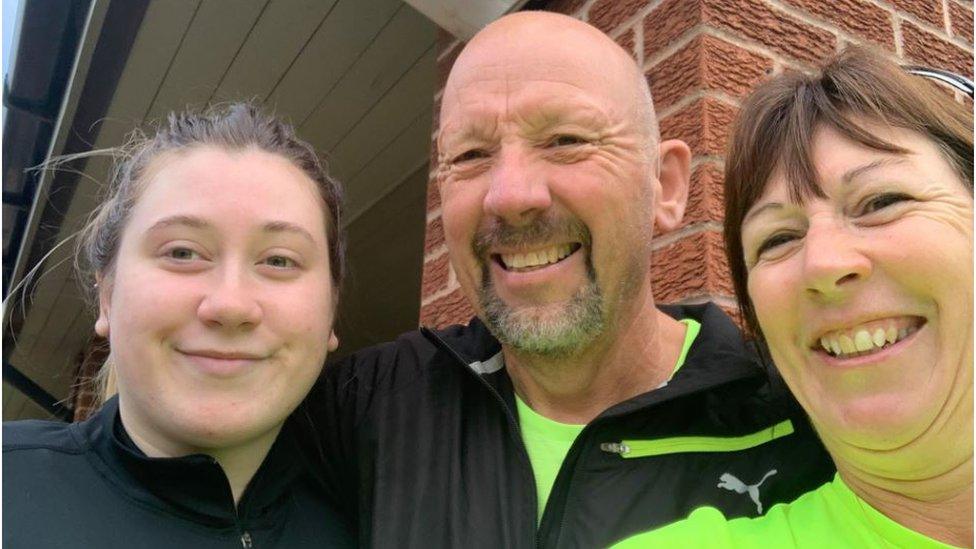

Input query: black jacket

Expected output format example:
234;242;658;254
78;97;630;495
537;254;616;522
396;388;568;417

3;397;353;548
300;303;836;548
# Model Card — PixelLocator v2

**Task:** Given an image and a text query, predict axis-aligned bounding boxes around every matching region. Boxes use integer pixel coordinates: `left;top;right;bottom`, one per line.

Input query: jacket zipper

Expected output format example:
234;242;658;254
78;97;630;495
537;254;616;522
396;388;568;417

599;419;795;458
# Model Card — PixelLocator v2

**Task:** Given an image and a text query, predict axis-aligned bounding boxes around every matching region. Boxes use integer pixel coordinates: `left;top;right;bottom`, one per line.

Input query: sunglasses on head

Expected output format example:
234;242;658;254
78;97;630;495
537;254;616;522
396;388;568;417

904;65;975;99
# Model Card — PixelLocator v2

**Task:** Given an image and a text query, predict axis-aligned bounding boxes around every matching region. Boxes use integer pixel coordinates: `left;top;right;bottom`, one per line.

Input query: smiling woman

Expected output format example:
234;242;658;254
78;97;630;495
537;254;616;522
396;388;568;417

613;47;972;548
2;104;353;548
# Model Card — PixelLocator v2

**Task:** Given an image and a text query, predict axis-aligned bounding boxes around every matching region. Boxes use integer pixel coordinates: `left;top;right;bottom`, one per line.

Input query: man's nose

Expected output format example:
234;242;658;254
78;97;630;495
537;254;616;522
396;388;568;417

482;146;552;226
196;266;263;329
801;220;872;300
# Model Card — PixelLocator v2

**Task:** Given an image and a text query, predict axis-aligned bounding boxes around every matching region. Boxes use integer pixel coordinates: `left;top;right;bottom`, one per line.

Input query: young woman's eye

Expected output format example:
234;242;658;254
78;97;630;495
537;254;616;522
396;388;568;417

262;255;296;269
165;247;199;261
860;193;911;215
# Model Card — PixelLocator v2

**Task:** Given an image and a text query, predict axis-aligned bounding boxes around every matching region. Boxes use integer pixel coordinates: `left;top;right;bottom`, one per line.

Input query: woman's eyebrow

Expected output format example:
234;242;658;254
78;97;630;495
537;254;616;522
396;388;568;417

743;202;784;224
842;157;908;185
146;215;315;244
262;221;316;244
146;214;210;233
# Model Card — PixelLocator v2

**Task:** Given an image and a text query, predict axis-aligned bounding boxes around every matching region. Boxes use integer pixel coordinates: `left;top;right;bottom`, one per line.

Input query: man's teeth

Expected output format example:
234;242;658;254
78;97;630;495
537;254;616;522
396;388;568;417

819;324;917;358
501;244;574;270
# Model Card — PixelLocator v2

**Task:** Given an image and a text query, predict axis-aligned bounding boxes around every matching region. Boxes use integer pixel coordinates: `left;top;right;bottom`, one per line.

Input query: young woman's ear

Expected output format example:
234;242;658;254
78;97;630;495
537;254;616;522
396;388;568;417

328;331;339;352
654;139;692;233
94;275;111;338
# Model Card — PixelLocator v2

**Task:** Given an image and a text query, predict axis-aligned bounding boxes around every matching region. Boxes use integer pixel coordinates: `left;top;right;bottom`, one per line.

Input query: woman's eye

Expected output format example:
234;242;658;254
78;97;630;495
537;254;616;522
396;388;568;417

547;134;587;147
755;232;798;258
262;255;296;269
860;193;911;215
165;247;199;261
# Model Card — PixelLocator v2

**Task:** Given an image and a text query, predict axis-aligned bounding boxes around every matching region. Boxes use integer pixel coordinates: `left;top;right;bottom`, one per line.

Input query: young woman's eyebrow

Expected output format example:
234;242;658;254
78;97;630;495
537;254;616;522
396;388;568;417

146;216;315;244
262;221;316;244
146;214;211;233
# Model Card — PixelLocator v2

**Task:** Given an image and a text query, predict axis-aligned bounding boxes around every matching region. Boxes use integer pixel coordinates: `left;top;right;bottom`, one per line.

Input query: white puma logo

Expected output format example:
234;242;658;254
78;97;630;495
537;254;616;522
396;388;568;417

717;469;778;514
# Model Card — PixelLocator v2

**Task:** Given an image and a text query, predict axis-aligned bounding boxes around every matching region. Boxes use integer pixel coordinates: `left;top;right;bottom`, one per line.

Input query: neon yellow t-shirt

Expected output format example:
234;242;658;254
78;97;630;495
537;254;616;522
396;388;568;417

516;318;701;521
612;473;963;548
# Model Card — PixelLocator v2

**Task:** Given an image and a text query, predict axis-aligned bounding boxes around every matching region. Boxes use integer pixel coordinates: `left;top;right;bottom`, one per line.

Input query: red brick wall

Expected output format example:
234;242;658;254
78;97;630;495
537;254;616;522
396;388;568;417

420;0;974;327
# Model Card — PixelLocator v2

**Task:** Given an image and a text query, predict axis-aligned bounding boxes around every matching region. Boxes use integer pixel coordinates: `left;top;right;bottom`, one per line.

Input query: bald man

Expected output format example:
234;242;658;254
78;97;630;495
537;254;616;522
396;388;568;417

300;12;834;548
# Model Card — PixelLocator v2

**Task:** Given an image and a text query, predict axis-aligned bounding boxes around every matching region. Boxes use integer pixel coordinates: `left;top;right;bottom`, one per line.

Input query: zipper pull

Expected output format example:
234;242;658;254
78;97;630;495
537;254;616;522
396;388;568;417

600;442;630;456
240;532;253;548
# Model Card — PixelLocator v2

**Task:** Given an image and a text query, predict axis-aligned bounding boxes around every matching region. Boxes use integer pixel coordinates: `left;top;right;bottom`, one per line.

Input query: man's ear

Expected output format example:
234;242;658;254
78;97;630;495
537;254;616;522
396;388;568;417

654;139;691;233
94;274;111;338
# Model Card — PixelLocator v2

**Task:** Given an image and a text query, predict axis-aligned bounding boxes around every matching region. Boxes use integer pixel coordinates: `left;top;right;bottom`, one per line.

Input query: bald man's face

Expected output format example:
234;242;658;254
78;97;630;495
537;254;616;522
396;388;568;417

437;23;659;355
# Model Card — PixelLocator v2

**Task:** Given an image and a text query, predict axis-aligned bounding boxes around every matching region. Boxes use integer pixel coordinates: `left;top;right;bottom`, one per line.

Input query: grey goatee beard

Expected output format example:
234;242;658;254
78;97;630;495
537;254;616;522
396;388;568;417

474;216;605;358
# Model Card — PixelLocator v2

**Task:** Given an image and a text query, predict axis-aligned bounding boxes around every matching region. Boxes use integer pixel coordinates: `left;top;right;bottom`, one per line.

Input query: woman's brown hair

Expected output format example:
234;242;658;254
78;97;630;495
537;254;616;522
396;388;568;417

723;45;973;350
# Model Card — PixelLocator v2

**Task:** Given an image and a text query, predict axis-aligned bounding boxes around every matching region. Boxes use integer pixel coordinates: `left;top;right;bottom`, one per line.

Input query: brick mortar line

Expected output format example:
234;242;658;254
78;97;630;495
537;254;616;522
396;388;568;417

862;0;974;49
676;293;738;308
647;25;796;74
643;24;704;69
424;244;448;262
897;13;975;51
601;0;668;40
420;276;461;306
577;0;603;22
943;0;953;34
426;207;442;221
656;88;740;121
634;19;646;66
893;14;905;55
651;221;723;251
691;155;724;169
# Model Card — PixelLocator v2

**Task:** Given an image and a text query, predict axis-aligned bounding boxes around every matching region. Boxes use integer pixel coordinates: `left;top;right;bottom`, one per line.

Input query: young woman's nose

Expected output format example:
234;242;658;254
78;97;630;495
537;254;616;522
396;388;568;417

196;267;263;329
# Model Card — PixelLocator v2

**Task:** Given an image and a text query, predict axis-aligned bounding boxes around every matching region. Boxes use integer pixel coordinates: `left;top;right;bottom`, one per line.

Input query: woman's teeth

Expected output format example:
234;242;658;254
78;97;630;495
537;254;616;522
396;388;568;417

818;323;918;359
500;244;574;271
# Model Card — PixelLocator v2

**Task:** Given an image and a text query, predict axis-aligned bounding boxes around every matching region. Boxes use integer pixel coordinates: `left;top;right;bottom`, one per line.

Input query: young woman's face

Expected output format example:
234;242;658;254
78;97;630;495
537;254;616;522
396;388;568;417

96;146;338;455
741;122;973;452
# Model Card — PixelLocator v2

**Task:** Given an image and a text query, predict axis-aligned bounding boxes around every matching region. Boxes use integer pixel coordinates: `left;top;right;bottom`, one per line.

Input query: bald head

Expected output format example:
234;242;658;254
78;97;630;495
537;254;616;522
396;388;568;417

442;12;659;161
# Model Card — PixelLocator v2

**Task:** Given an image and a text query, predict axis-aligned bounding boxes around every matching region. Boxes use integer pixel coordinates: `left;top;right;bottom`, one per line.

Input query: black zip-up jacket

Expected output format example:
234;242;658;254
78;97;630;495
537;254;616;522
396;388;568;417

2;397;353;548
299;303;835;548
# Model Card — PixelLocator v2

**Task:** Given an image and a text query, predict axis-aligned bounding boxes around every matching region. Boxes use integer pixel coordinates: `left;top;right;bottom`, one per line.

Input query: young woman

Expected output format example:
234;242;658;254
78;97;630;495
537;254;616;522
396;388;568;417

3;104;354;548
614;47;973;548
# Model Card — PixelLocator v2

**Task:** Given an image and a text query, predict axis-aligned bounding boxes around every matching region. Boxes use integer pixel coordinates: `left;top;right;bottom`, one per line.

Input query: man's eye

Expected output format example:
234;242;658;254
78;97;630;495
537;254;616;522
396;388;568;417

452;149;488;163
263;256;296;269
547;134;587;147
860;193;911;215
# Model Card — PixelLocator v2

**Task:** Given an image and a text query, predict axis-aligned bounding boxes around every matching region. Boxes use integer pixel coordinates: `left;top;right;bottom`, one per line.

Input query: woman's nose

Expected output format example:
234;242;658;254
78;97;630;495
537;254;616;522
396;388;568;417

196;268;263;329
801;221;872;300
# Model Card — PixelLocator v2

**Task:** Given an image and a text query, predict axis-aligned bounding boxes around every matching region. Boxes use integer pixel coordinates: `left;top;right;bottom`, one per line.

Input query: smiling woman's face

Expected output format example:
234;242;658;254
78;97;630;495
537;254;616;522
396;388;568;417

742;121;973;450
96;146;337;456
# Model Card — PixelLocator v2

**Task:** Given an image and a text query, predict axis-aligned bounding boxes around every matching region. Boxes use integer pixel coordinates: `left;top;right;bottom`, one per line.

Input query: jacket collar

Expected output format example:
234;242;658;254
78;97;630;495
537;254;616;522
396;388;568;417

77;396;303;526
421;302;767;417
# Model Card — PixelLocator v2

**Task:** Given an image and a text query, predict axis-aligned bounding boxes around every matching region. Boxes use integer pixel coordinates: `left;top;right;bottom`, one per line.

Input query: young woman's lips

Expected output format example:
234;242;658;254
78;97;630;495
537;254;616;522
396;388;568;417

177;350;266;377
